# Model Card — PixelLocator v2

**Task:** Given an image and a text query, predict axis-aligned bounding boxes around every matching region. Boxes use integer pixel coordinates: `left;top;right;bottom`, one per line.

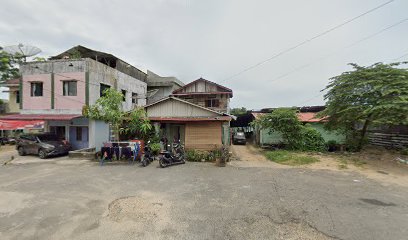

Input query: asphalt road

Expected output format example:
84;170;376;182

0;155;407;240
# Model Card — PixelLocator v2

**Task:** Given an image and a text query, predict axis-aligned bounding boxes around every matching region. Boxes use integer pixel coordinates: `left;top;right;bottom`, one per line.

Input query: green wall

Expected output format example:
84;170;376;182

259;122;345;146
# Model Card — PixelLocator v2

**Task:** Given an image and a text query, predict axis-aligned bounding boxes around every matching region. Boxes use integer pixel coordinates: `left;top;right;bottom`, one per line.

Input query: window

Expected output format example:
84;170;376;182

30;82;43;97
132;92;138;104
76;127;82;141
121;89;127;102
63;81;77;96
100;83;110;97
15;91;20;103
205;99;219;108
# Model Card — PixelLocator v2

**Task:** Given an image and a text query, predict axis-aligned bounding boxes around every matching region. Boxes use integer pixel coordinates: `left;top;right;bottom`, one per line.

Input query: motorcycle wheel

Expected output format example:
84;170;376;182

159;158;166;168
141;156;147;167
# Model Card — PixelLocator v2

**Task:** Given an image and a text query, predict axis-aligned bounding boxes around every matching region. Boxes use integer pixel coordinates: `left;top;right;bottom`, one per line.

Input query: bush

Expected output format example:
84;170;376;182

326;140;338;152
401;148;408;156
186;149;215;162
300;126;326;151
150;143;161;155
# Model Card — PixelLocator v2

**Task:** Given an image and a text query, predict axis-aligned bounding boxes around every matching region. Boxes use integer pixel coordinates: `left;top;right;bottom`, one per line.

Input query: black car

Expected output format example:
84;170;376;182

233;132;246;145
16;133;71;159
0;136;16;145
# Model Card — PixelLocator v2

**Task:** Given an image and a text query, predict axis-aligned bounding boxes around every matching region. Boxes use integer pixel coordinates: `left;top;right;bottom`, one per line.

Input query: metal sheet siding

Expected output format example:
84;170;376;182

185;122;222;150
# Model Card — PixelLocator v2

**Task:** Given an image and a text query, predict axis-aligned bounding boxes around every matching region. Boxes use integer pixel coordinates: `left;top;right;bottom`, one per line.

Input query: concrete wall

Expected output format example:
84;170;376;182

20;58;147;114
20;60;87;114
87;59;147;111
22;73;52;111
6;86;19;113
89;119;110;150
54;72;86;110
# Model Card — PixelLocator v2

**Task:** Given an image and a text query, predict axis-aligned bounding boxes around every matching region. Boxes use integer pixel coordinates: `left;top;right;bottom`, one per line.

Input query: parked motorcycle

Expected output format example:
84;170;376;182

141;141;154;167
159;141;185;168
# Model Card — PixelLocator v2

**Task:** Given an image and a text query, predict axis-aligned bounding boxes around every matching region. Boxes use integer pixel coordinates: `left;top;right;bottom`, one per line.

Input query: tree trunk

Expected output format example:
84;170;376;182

358;115;372;151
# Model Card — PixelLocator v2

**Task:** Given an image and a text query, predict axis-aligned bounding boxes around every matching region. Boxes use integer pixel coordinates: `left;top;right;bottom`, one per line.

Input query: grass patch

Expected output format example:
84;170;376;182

338;159;348;169
264;150;319;166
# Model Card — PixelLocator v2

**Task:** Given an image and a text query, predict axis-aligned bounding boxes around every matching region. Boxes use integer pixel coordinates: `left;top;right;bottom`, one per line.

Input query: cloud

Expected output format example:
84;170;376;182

1;0;407;108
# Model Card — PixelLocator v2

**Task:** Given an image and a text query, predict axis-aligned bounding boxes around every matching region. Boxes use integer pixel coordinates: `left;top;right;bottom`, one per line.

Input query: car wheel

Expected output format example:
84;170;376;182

38;149;47;159
18;146;26;156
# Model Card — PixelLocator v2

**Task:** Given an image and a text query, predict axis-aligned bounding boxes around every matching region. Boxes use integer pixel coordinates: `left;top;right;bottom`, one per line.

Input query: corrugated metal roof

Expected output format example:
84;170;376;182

251;112;325;123
149;116;231;122
0;114;82;121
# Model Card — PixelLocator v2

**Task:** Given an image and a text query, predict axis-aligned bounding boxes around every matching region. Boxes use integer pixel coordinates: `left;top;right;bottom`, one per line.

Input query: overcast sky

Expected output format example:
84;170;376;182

1;0;407;109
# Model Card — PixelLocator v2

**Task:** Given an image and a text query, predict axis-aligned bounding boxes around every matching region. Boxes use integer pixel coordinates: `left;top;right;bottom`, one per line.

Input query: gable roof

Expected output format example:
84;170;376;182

145;96;224;116
172;78;233;97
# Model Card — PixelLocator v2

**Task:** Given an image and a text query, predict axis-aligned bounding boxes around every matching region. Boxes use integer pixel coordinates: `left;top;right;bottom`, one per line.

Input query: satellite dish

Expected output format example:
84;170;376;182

3;43;41;61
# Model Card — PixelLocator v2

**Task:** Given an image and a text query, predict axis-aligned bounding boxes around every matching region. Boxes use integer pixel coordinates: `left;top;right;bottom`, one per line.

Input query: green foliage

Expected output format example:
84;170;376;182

150;143;161;155
253;108;326;151
319;62;408;151
122;107;152;140
0;47;22;83
264;150;319;166
400;148;408;156
326;140;338;151
0;99;4;104
300;125;326;151
186;149;214;162
230;107;247;116
84;88;124;124
84;88;124;140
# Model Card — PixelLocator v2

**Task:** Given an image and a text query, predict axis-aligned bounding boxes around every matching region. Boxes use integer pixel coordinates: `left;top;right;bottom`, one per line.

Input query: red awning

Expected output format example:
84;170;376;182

0;114;82;121
0;120;44;130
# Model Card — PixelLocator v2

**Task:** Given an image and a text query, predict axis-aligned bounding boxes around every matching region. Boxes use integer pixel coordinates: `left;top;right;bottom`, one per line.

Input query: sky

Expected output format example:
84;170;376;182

1;0;407;109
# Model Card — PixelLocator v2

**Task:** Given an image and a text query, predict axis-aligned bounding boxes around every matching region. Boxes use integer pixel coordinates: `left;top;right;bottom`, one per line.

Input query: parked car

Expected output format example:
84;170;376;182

16;133;71;159
0;136;16;145
233;132;246;145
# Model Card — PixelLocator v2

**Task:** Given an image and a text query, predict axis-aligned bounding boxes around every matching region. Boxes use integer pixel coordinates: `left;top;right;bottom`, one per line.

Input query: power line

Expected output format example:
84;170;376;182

267;17;408;86
221;0;396;82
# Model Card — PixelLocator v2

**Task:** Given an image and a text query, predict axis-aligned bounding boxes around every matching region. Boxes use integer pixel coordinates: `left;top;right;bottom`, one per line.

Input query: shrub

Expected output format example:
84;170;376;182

186;149;215;162
401;148;408;156
326;140;338;152
150;143;161;155
300;126;326;151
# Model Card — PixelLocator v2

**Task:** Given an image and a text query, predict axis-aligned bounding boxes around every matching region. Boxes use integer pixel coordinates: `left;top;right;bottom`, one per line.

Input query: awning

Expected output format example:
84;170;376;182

0;120;44;130
0;114;82;121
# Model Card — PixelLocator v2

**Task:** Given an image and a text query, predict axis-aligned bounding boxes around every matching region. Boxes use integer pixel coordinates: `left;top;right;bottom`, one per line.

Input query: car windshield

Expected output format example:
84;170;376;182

38;134;61;141
236;132;245;136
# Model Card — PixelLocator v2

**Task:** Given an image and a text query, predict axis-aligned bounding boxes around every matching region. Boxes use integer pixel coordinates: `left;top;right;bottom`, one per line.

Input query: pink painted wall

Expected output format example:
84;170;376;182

22;74;52;110
54;72;86;110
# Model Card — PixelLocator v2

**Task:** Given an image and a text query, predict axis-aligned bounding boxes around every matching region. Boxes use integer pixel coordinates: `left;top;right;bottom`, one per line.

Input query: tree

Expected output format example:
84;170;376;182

0;47;22;82
253;108;326;151
84;88;152;141
230;107;247;116
121;107;152;140
319;62;408;151
84;88;124;141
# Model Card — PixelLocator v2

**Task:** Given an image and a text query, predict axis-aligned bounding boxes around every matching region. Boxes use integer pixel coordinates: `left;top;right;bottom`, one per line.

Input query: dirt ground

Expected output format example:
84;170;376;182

230;144;408;187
